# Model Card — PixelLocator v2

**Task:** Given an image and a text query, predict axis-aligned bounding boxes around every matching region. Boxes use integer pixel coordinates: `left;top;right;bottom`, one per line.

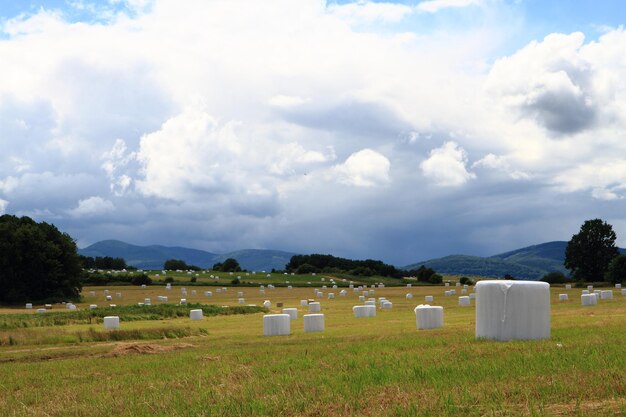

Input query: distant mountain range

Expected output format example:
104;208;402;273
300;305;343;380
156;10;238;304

403;241;626;280
79;240;297;271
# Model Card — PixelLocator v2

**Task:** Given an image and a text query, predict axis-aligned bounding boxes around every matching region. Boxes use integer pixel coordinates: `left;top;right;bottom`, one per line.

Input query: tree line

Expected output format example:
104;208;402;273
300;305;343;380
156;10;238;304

285;254;401;278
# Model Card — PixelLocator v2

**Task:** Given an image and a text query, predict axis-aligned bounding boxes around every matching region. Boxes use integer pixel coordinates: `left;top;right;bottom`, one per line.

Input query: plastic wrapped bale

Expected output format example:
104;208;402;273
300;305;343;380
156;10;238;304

328;293;335;299
565;284;572;290
308;302;321;313
456;283;461;287
469;293;476;300
238;298;245;304
364;300;376;306
68;304;77;311
359;295;365;302
458;296;470;306
300;299;308;307
263;300;271;308
444;291;451;297
90;304;98;309
288;285;293;290
144;298;151;306
414;305;444;330
369;290;375;296
25;303;32;309
190;309;203;320
559;294;568;301
581;293;597;306
116;292;122;299
616;283;622;289
104;316;120;329
106;295;113;301
36;308;46;313
353;305;376;318
475;280;550;341
303;314;324;332
237;291;244;297
425;295;434;303
582;289;590;295
622;289;626;296
461;289;467;294
216;288;221;293
263;314;291;336
340;290;347;296
180;298;187;304
406;293;413;300
601;290;613;300
381;301;393;309
205;291;212;297
587;285;594;292
445;283;450;287
450;289;456;295
407;283;412;288
282;308;298;320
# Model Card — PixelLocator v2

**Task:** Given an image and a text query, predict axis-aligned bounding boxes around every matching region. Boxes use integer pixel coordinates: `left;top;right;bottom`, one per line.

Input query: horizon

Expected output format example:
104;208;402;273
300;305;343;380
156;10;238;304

2;1;626;266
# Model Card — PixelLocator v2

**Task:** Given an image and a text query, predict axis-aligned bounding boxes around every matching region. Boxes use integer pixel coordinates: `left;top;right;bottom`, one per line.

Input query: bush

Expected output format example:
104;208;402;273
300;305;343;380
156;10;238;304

541;271;571;284
190;277;197;283
164;277;174;284
131;274;152;286
296;263;319;274
428;274;443;284
459;276;474;285
231;277;241;285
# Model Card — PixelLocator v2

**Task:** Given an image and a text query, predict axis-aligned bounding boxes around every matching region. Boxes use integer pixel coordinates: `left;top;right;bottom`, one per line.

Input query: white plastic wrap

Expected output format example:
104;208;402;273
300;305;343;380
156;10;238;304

90;304;97;309
353;305;376;318
190;309;203;320
263;300;271;308
238;298;245;304
565;284;572;290
205;291;212;297
559;294;568;301
282;308;298;320
407;284;412;288
300;299;308;306
616;283;622;289
582;290;589;295
308;302;321;312
414;304;444;330
36;308;46;313
237;291;244;297
581;293;597;306
601;290;613;300
359;296;365;301
381;301;392;309
263;314;291;336
406;293;413;300
144;298;151;306
364;300;376;306
328;293;335;299
622;289;626;296
25;303;32;309
303;314;325;332
104;316;120;329
425;295;434;303
475;280;550;341
469;293;476;300
458;296;470;306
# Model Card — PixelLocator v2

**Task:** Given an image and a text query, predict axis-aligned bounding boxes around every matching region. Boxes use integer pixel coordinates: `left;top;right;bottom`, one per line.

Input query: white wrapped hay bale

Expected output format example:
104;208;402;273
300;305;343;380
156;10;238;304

381;301;393;309
587;285;593;292
116;292;122;299
205;291;212;297
190;309;203;320
90;304;98;309
105;295;112;301
582;289;589;295
469;293;476;300
68;304;77;311
36;308;46;313
25;303;32;309
103;316;120;329
282;308;298;320
359;295;365;302
144;298;151;306
475;280;550;341
263;300;271;308
328;293;335;299
456;283;460;287
445;283;450;287
308;302;321;312
406;293;413;300
180;298;187;304
237;291;244;298
339;289;347;296
300;299;308;306
616;283;622;289
450;289;456;295
407;283;412;288
353;305;376;318
216;288;222;293
414;305;444;330
425;295;434;303
461;289;467;294
444;291;451;297
622;289;626;296
559;294;568;301
601;290;613;300
238;298;245;304
263;314;290;336
565;284;572;290
458;296;470;306
303;314;324;332
364;300;376;306
581;293;597;306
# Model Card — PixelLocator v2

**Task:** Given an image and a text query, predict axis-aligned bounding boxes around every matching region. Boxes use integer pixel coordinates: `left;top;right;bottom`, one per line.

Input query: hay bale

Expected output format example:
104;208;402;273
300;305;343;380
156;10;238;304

300;299;308;306
36;308;46;313
581;293;597;306
263;314;290;336
425;295;434;303
559;294;568;301
475;280;550;341
104;316;120;329
308;302;321;312
303;314;324;332
601;290;613;300
282;308;298;320
406;293;413;300
458;296;470;306
353;305;376;318
25;303;32;309
414;305;444;330
190;309;203;320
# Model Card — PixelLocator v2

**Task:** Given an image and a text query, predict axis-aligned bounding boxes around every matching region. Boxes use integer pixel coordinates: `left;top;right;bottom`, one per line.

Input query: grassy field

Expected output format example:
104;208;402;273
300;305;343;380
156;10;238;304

0;281;625;416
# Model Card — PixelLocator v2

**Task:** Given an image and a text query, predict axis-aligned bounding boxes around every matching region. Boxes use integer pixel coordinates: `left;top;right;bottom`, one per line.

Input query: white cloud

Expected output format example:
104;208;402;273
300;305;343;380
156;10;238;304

268;95;310;108
0;199;8;214
592;188;622;201
473;153;530;180
417;0;484;13
328;1;414;25
69;196;115;217
334;149;390;187
421;141;475;186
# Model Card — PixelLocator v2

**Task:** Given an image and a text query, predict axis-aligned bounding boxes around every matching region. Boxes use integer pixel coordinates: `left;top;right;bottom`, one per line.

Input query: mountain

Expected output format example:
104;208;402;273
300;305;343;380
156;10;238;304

403;241;573;279
79;240;296;271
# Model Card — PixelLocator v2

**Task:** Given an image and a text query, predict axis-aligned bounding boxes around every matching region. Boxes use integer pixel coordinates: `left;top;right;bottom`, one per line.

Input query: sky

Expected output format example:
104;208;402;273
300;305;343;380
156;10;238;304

1;0;626;266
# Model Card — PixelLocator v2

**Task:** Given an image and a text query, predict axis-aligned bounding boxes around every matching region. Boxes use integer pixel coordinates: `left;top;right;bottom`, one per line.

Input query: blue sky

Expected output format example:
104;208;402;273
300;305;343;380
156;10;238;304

1;0;626;266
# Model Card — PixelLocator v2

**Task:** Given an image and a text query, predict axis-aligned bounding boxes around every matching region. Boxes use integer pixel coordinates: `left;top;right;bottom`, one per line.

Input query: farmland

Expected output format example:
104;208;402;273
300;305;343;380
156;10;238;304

0;273;625;416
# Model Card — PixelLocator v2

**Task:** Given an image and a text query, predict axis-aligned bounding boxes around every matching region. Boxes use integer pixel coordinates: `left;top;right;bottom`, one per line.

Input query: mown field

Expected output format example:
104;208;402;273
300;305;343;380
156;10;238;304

0;276;625;416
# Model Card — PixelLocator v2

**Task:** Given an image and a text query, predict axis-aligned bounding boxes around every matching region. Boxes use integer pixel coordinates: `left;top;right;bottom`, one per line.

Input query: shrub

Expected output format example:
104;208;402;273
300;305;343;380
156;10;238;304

459;276;474;285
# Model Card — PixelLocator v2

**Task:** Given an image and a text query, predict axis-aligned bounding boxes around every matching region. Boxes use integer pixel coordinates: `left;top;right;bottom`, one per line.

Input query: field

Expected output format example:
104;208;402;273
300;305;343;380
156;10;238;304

1;275;625;416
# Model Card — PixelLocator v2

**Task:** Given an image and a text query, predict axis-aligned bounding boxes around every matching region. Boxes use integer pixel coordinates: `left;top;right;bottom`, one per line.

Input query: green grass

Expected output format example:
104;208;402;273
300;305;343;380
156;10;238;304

0;285;625;416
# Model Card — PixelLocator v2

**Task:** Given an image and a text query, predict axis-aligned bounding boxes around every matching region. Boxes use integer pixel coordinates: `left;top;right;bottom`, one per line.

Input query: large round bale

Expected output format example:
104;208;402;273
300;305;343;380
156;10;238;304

425;295;434;303
601;290;613;300
353;305;376;318
282;308;298;320
581;293;597;306
559;294;568;301
263;314;290;336
189;309;203;320
308;302;321;312
475;280;550;341
103;316;120;329
303;314;324;332
414;305;444;330
458;296;470;306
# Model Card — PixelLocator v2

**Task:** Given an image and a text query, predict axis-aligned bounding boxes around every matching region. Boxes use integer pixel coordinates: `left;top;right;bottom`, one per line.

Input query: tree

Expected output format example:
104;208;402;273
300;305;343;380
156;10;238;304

605;254;626;284
541;271;571;284
131;274;152;286
0;215;82;303
217;258;242;272
163;259;200;271
565;219;619;282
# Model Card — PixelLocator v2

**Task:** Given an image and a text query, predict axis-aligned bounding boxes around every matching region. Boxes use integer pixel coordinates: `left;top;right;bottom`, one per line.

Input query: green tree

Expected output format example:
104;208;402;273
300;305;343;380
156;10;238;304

541;271;571;284
219;258;241;272
605;254;626;284
0;215;82;303
565;219;619;282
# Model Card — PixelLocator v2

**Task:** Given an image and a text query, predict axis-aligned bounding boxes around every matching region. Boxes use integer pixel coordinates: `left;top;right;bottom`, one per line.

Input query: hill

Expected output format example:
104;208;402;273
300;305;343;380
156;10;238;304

79;240;296;271
403;241;575;279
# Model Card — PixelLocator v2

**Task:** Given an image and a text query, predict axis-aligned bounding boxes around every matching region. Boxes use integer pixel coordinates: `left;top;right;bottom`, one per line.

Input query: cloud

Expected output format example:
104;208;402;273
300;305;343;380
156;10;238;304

69;196;115;217
416;0;484;13
420;142;475;186
0;199;8;214
334;149;391;187
268;95;310;108
328;1;414;25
